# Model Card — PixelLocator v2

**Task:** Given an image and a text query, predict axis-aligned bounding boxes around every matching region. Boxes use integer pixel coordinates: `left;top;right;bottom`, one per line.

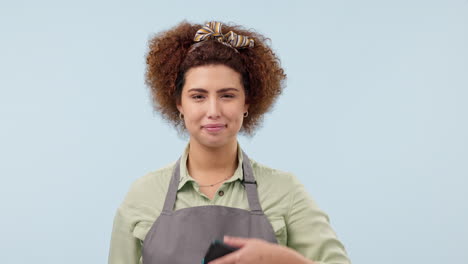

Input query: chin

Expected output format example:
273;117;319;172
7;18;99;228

198;138;229;149
192;134;236;149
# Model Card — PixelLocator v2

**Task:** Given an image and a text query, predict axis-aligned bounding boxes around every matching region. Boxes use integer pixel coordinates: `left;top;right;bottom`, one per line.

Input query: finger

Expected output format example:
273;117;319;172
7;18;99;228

223;236;249;248
208;250;240;264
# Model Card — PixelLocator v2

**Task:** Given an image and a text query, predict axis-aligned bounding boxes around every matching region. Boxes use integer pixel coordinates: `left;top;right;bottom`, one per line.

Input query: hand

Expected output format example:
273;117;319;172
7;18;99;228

207;236;278;264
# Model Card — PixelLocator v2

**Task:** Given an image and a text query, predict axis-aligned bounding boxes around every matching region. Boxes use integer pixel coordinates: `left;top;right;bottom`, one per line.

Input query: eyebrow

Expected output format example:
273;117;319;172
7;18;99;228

187;88;240;93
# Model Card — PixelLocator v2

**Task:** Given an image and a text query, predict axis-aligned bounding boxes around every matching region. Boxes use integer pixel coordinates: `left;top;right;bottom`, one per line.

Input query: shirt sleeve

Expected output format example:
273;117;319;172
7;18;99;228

285;175;351;264
108;204;142;264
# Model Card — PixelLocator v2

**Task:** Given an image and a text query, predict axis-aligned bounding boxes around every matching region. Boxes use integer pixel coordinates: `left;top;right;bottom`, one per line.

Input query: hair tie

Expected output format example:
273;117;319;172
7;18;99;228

193;21;255;50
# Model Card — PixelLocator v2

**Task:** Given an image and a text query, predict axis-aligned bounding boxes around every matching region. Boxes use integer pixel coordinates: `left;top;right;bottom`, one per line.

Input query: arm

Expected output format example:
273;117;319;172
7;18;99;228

108;205;142;264
286;175;351;264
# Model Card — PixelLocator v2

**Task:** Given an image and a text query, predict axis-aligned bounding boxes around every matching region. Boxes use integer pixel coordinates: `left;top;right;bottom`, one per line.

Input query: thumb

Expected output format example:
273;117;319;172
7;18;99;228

223;236;249;248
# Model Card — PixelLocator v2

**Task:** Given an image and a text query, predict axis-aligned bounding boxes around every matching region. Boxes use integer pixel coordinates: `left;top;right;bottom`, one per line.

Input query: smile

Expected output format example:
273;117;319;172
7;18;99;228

202;124;226;133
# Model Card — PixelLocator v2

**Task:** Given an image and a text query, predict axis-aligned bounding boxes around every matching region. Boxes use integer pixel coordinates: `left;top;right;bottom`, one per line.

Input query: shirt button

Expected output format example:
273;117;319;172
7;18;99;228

218;190;224;196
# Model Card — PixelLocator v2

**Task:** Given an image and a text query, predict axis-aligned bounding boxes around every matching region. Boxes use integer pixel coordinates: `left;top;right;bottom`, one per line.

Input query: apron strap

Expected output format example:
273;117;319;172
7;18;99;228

162;158;181;214
241;150;263;213
162;151;264;213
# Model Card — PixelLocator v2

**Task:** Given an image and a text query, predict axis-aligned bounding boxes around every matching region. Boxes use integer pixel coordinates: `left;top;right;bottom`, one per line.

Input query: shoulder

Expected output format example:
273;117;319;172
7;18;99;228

249;158;301;190
248;157;308;212
121;161;176;208
113;162;177;241
248;157;317;206
248;158;314;223
132;161;175;188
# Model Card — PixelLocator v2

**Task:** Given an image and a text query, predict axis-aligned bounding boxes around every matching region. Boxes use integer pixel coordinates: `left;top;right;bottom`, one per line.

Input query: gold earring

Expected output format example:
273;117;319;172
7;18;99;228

179;112;184;119
243;111;248;118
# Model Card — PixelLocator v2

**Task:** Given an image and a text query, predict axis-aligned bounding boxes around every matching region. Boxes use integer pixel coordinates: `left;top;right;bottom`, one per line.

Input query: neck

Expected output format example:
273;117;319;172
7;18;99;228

187;139;238;184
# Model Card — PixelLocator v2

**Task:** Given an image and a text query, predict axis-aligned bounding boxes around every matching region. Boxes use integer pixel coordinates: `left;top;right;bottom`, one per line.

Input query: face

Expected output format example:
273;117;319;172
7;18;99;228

177;64;249;149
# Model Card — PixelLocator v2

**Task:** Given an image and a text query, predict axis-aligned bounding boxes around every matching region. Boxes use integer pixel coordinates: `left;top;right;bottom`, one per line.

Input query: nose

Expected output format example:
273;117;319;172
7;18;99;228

207;96;221;119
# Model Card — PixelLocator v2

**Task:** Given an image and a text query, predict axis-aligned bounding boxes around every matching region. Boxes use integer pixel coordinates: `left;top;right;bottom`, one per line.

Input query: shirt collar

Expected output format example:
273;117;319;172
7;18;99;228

178;141;244;190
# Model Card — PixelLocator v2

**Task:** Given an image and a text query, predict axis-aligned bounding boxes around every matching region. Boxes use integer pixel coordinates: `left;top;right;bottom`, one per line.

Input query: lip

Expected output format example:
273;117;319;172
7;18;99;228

202;124;226;132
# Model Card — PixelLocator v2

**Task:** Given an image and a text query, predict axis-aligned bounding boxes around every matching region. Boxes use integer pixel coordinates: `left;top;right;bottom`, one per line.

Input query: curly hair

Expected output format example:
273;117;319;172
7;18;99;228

145;20;286;136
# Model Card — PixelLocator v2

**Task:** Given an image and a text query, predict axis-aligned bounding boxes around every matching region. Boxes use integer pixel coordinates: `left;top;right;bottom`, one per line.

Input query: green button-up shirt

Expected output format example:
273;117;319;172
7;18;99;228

108;142;350;264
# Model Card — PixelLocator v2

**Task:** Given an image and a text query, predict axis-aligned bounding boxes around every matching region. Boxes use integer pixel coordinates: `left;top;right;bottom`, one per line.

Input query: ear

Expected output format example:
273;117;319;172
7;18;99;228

243;103;249;113
176;102;183;114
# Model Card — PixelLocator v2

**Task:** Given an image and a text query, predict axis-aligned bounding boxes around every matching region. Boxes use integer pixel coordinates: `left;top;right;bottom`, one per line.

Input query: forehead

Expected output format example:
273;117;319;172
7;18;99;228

183;64;243;91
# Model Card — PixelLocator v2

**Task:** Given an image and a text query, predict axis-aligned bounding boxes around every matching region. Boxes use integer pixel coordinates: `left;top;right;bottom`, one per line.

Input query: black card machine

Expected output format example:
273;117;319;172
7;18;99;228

202;240;239;264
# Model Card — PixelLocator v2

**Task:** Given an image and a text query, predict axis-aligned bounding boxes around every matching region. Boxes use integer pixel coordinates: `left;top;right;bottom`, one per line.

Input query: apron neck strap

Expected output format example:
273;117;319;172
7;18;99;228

162;150;263;213
162;158;181;214
240;150;263;213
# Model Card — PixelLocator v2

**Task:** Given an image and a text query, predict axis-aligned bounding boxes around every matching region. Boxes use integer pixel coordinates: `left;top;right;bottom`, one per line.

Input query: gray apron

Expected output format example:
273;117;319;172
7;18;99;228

142;150;278;264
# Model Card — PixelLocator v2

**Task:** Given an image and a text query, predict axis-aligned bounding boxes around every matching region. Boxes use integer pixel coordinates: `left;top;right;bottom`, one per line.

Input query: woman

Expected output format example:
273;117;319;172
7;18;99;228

108;21;351;264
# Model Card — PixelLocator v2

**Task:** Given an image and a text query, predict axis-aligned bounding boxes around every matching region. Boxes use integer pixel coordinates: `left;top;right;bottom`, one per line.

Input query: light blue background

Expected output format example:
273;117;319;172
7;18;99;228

0;0;467;263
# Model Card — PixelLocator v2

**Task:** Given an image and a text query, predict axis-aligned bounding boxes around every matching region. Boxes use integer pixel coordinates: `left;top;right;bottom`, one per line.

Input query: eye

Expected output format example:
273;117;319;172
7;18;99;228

222;94;235;99
191;94;205;100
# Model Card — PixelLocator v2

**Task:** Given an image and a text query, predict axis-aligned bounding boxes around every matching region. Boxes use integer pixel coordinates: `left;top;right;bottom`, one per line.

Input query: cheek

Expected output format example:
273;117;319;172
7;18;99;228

184;109;204;125
227;106;245;124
